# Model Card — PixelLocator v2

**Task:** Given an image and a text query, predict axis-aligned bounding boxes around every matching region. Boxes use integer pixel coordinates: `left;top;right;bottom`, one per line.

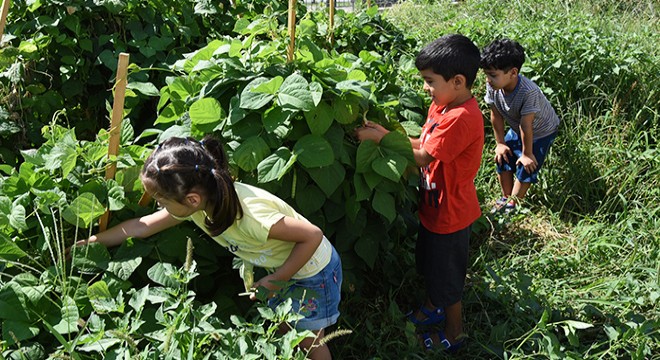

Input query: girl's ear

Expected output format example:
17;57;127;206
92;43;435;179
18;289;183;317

185;193;203;208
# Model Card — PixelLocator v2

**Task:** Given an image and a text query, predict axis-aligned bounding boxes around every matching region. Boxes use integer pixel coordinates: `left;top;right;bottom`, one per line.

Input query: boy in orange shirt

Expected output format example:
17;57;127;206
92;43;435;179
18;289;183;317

356;34;484;352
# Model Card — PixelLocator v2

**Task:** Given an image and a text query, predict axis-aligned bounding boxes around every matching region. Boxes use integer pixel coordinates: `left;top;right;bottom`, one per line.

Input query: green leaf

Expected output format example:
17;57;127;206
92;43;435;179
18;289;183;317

355;141;380;173
128;286;149;313
87;281;121;314
306;162;346;197
336;80;373;99
380;131;415;164
43;129;78;177
9;204;27;231
353;173;372;202
62;193;106;228
304;101;334;135
2;320;39;344
189;97;225;126
354;235;378;269
240;77;275;110
127;82;160;96
371;154;407;182
252;76;283;95
71;242;111;275
372;190;396;223
332;96;360;124
295;185;325;214
233;136;271;172
53;296;79;335
0;233;27;261
107;257;142;281
147;262;180;288
0;285;30;322
277;74;315;111
257;148;297;183
263;107;296;134
293;134;334;168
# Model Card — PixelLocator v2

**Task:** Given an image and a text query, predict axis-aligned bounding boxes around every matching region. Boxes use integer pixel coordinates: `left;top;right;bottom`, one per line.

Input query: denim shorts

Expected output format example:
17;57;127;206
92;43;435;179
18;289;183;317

268;246;342;331
496;128;557;183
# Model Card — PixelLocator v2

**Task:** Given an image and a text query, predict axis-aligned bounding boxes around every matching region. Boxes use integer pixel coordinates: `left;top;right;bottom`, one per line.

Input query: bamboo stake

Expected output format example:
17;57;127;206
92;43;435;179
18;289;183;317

329;0;335;45
287;0;296;62
0;0;10;43
367;0;371;7
99;53;130;232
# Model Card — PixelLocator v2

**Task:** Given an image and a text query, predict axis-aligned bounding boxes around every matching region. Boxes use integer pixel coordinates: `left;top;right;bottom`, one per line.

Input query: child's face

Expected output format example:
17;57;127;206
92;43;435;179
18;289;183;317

153;196;198;218
484;68;518;91
420;69;459;107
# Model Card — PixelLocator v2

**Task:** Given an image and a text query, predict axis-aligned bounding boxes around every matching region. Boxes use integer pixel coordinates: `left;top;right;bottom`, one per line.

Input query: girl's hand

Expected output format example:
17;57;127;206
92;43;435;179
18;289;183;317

249;274;282;301
517;154;538;173
64;237;96;260
494;143;512;165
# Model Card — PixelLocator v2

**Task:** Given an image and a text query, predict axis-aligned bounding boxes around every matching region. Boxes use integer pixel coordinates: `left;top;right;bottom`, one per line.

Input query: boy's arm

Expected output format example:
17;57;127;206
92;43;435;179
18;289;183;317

517;113;538;172
250;216;324;299
355;121;434;167
490;107;511;165
77;209;181;248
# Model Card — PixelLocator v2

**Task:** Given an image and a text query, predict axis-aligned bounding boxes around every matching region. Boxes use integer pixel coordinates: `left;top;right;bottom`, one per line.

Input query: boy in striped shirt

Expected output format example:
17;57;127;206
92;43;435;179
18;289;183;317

481;38;560;213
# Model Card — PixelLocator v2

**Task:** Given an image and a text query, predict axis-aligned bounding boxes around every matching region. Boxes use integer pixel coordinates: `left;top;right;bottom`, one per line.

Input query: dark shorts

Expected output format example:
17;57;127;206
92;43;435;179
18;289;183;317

416;224;470;308
268;246;342;331
496;129;557;183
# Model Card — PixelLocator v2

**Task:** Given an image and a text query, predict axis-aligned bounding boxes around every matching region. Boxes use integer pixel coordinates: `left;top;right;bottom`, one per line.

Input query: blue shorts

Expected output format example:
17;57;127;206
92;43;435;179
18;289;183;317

496;129;557;183
268;246;342;331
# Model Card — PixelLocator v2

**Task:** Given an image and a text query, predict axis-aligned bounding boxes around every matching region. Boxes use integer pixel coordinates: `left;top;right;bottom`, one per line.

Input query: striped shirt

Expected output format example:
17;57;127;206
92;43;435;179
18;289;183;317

485;75;560;139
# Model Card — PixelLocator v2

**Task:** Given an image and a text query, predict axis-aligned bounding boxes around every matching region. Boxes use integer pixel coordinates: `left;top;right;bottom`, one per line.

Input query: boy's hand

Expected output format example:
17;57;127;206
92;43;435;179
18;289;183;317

517;154;538;173
355;121;389;144
494;143;512;165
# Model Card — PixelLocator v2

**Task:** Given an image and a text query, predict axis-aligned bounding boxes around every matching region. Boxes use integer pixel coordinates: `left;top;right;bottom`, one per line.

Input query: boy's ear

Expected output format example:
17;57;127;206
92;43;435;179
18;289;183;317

453;74;467;88
509;67;520;76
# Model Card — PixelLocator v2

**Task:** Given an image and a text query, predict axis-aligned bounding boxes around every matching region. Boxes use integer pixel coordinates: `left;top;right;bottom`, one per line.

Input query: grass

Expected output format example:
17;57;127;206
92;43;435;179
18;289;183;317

327;0;660;358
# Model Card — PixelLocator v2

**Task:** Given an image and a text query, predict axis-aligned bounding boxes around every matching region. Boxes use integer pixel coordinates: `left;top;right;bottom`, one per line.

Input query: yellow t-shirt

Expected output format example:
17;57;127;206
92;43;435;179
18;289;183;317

179;182;332;279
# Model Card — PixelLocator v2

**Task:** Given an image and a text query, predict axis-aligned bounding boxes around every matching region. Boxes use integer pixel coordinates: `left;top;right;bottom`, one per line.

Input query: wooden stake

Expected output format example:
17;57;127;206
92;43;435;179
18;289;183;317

329;0;335;45
99;53;130;232
287;0;296;62
367;0;371;7
0;0;10;43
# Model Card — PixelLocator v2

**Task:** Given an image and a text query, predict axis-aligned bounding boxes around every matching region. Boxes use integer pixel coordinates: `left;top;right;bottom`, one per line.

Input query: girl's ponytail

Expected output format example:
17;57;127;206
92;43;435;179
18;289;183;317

201;135;243;236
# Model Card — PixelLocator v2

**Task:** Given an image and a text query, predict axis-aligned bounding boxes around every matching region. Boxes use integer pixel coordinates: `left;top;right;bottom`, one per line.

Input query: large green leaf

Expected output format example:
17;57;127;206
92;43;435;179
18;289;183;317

263;107;296;134
87;281;122;314
147;262;180;288
355;140;380;173
295;185;325;214
257;148;297;183
52;296;78;335
252;76;283;95
306;161;346;197
189;98;225;125
372;190;396;223
354;234;378;269
71;242;111;275
9;204;27;231
304;101;334;135
371;153;407;182
293;135;334;168
240;77;274;110
0;233;27;261
43;129;78;177
107;257;142;281
277;74;315;111
2;320;39;344
0;284;30;322
233;136;271;172
62;193;105;228
332;96;360;125
380;131;415;163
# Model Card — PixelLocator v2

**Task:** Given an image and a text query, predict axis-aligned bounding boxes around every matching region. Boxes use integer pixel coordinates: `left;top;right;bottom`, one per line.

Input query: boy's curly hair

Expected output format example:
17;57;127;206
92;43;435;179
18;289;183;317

480;38;526;71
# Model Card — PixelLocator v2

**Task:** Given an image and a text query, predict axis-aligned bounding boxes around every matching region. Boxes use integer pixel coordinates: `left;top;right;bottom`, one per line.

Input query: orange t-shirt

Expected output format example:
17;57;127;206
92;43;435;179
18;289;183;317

418;97;484;234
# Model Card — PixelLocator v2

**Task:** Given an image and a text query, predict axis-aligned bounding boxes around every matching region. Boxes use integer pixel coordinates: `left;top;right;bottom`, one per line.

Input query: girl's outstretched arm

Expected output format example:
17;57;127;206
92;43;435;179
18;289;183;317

251;216;323;296
78;209;182;248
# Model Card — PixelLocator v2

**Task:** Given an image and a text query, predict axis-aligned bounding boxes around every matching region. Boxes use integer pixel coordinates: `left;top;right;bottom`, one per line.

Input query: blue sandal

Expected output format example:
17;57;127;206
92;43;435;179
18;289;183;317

421;330;465;352
405;305;445;326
